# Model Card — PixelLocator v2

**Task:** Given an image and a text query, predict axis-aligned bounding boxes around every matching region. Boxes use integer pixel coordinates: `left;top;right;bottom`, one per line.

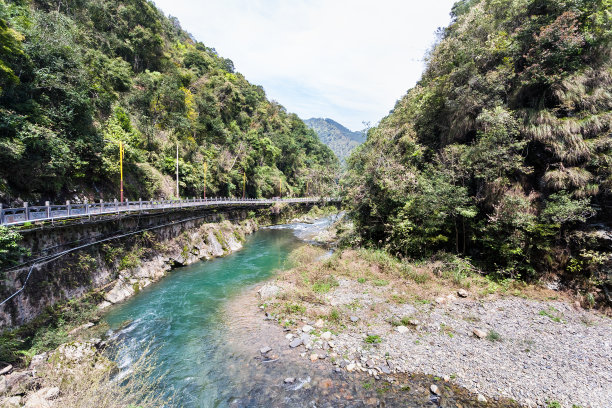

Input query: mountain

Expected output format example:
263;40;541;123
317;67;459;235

304;118;365;163
0;0;338;204
345;0;612;301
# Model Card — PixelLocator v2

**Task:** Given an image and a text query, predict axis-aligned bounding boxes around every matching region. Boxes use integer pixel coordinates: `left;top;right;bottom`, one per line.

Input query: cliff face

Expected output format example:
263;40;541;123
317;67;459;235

0;209;261;327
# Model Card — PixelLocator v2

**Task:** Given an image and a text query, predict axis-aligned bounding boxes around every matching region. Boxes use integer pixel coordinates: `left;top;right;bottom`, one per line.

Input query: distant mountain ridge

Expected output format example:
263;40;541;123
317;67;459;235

304;118;366;163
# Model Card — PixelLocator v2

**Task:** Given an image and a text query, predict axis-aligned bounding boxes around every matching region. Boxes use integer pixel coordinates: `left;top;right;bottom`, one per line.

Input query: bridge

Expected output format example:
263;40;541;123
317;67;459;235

0;197;338;227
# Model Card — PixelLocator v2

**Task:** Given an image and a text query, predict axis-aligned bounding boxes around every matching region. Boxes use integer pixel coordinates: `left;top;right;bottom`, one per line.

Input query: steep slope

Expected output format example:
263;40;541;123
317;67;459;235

345;0;612;302
0;0;338;204
305;118;365;163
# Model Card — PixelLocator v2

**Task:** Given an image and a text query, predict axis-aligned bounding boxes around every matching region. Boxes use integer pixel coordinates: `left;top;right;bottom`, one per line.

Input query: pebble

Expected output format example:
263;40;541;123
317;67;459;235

0;365;12;376
430;384;440;395
350;316;359;322
477;394;487;403
457;289;469;298
321;331;332;341
310;354;319;362
396;325;409;334
472;328;487;339
346;363;356;372
289;338;303;348
314;319;325;328
260;346;272;354
284;377;295;384
302;325;314;333
285;333;294;340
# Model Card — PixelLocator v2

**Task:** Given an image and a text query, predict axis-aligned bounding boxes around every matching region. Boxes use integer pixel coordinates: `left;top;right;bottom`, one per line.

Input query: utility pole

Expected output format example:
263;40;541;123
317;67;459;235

119;141;124;202
175;142;179;199
242;170;246;199
203;162;207;199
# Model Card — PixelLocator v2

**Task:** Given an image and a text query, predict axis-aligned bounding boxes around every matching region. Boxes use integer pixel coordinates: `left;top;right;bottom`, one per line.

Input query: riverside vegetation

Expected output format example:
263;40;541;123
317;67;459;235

344;0;612;308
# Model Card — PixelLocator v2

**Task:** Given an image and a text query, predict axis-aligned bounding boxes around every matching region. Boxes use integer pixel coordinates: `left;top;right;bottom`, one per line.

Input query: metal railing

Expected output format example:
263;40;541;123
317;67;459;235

0;197;337;226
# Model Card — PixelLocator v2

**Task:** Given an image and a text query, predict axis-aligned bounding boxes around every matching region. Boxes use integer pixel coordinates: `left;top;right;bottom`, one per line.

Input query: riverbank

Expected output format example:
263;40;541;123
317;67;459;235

244;246;612;408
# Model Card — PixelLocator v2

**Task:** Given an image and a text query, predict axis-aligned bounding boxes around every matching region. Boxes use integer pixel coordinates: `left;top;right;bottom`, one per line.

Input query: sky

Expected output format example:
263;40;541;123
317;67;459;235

153;0;458;131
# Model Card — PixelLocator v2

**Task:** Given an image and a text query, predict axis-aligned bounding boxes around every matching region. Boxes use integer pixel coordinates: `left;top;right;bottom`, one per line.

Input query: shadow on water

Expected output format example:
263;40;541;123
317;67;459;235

104;217;518;407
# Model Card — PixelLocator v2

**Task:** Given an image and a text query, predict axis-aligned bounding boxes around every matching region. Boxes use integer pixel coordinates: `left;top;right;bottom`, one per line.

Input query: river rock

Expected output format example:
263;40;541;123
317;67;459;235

284;377;295;384
310;353;319;362
346;363;356;372
314;319;325;328
289;338;303;348
68;322;94;336
321;331;332;341
396;325;409;334
477;394;487;403
1;396;22;407
260;346;272;354
5;371;33;394
285;333;294;340
24;394;52;408
435;297;445;305
0;364;12;376
350;316;359;322
473;328;487;339
430;384;440;395
457;289;469;298
257;284;280;300
29;353;48;370
57;341;98;362
302;325;314;333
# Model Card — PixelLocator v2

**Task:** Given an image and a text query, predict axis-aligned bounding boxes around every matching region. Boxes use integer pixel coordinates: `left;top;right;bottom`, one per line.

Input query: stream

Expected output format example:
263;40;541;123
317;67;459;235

104;217;497;407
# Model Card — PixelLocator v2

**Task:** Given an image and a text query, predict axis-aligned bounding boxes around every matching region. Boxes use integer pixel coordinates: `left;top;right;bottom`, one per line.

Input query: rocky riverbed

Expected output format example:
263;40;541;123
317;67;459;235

224;281;521;407
242;248;612;408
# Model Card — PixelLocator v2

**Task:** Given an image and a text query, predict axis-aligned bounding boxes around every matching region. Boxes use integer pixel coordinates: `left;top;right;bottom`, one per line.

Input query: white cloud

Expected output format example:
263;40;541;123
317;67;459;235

153;0;457;130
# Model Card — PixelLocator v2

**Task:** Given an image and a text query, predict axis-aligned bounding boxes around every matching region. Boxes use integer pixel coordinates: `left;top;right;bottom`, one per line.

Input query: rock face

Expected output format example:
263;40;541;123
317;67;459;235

100;220;258;309
0;213;259;327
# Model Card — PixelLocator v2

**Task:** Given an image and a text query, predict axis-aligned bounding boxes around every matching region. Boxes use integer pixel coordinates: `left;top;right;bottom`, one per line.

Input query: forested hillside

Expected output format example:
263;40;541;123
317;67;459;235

305;118;365;163
0;0;338;205
345;0;612;302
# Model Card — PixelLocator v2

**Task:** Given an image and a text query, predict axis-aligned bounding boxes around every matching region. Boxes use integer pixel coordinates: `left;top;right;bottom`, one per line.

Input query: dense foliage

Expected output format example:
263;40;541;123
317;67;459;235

0;0;338;204
345;0;612;300
305;118;365;164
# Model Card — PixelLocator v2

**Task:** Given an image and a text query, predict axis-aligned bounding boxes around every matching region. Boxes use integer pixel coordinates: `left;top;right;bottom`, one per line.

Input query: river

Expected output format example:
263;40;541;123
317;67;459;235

104;217;494;407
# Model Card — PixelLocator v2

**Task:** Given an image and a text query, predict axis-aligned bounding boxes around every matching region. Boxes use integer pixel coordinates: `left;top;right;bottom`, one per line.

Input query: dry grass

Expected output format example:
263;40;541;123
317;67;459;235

33;344;169;408
266;248;569;330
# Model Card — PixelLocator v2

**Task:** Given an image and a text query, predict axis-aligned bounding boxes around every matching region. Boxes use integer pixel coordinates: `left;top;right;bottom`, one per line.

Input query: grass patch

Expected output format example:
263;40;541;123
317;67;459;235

486;330;502;342
312;275;339;293
364;335;382;344
328;308;341;323
285;304;306;314
539;307;566;323
372;279;389;287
